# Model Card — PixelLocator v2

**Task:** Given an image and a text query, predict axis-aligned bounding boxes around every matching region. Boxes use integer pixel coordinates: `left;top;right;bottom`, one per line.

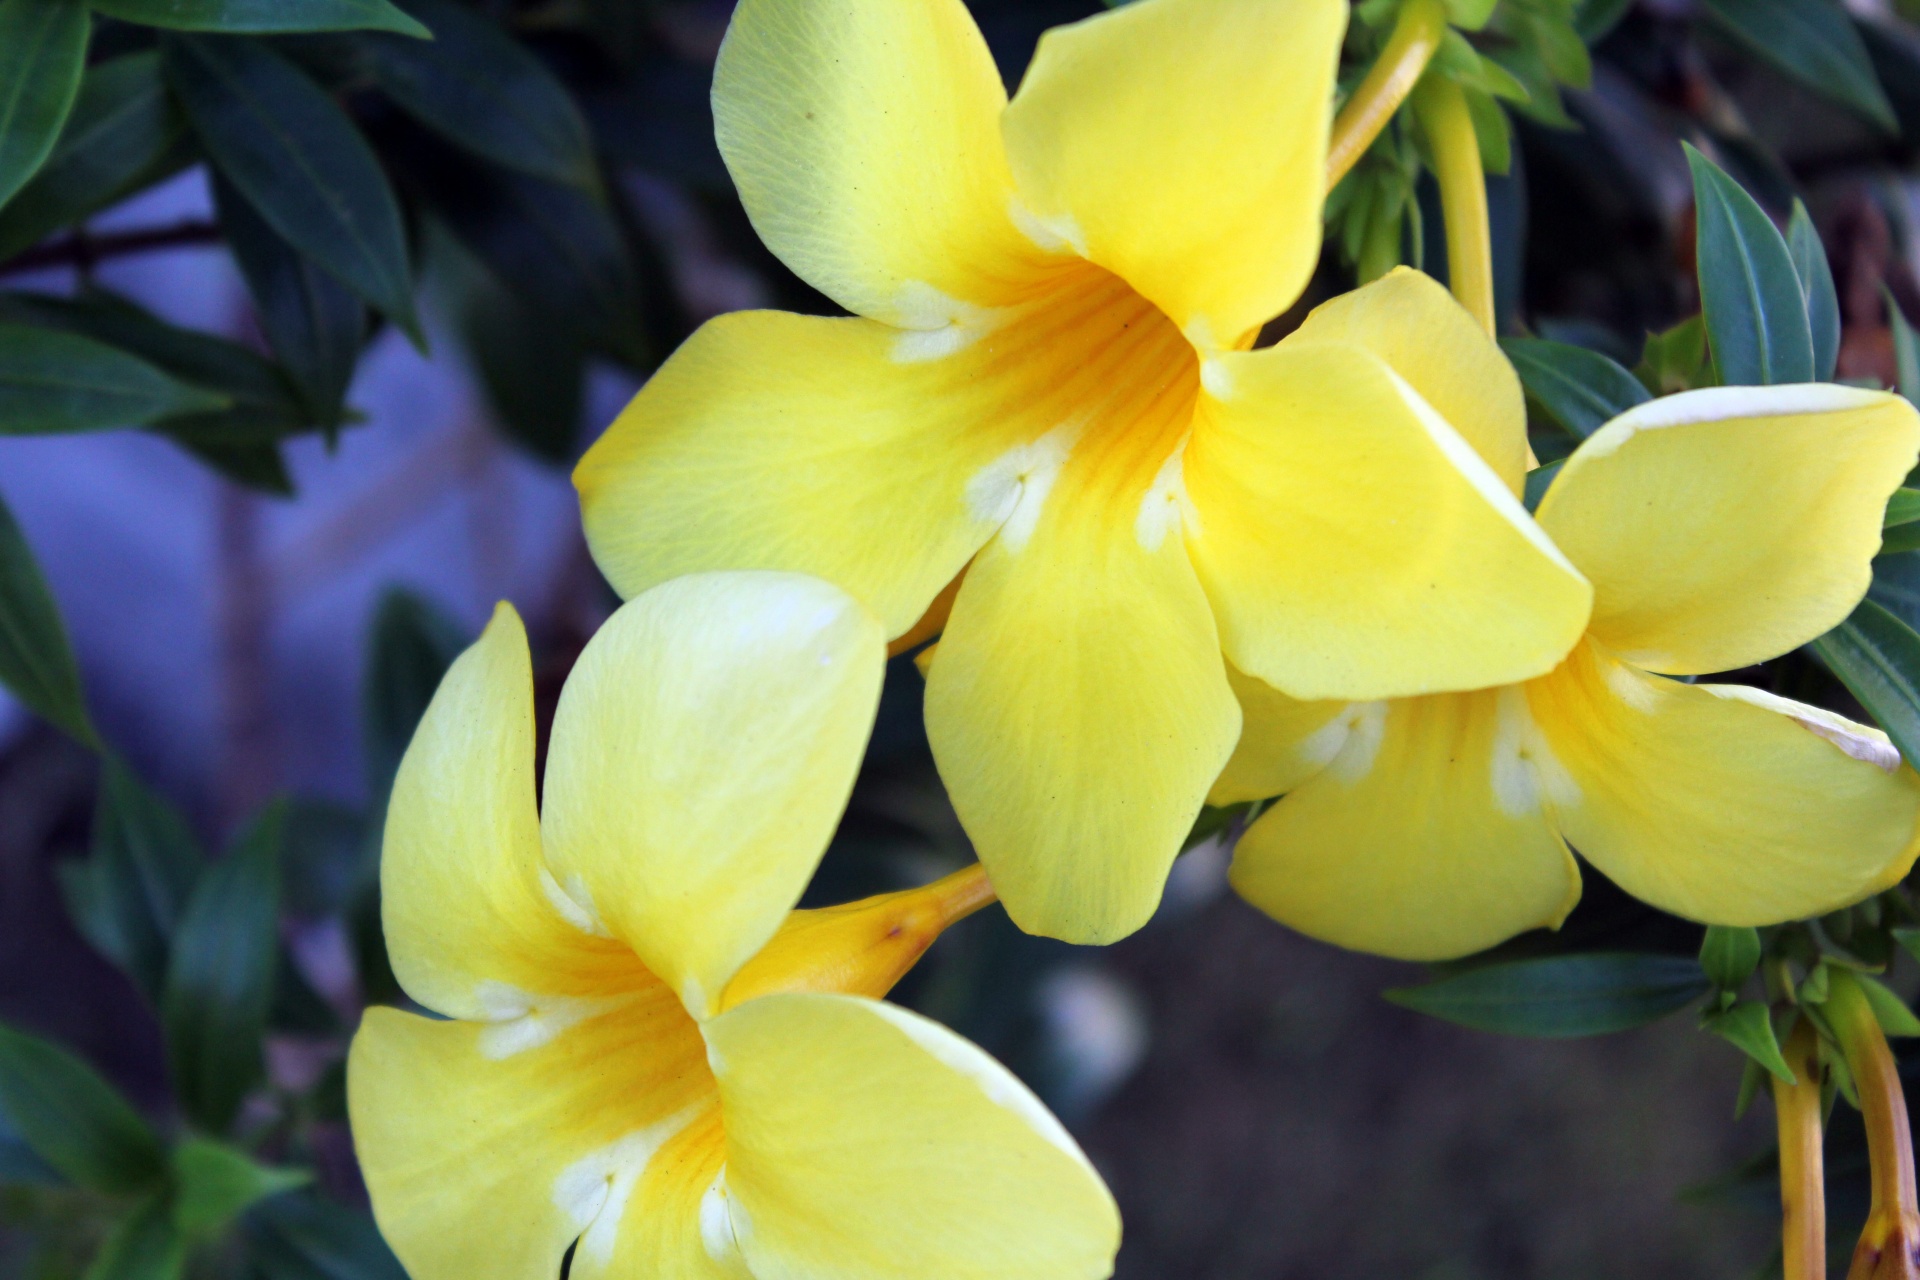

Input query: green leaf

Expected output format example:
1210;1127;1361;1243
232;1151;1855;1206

1788;200;1841;381
1855;973;1920;1037
58;759;205;1003
1383;953;1712;1037
0;323;226;434
170;1139;308;1240
452;249;583;462
91;0;428;37
244;1189;409;1280
177;436;295;496
1888;488;1920;528
1576;0;1635;41
1810;596;1920;766
0;1021;165;1195
1685;144;1815;387
85;1193;188;1280
1701;999;1796;1084
0;487;96;745
164;35;421;342
1698;0;1896;131
1889;288;1920;406
162;802;285;1134
0;1101;62;1183
212;173;361;432
1700;925;1763;990
1732;1054;1767;1120
1523;459;1564;512
363;0;596;186
0;0;89;211
1444;0;1499;32
1502;336;1651;439
1635;314;1717;395
0;52;195;264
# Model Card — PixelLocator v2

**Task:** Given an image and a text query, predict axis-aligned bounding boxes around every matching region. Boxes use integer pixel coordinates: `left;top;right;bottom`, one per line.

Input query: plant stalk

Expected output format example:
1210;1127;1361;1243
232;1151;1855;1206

1411;72;1495;336
1776;1017;1828;1280
1831;971;1920;1280
1326;0;1448;189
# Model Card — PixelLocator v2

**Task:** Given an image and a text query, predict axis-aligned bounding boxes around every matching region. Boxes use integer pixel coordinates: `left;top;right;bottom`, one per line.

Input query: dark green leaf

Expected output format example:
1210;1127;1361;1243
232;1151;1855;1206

1576;0;1634;42
0;1101;62;1183
1894;924;1920;965
91;0;428;37
162;802;285;1134
0;323;226;435
0;51;192;263
245;1189;409;1280
0;0;89;211
0;488;96;744
165;35;421;341
1889;288;1920;406
170;1138;308;1240
0;1021;166;1194
59;758;205;1002
1698;0;1896;131
363;588;465;797
364;0;595;186
213;172;361;432
177;436;295;496
1502;336;1651;439
1699;925;1763;990
1686;144;1815;387
1523;459;1563;512
1384;953;1711;1037
269;950;338;1035
457;261;583;462
1810;596;1920;766
1788;200;1841;381
1701;999;1796;1084
85;1192;188;1280
1888;488;1920;528
1856;973;1920;1036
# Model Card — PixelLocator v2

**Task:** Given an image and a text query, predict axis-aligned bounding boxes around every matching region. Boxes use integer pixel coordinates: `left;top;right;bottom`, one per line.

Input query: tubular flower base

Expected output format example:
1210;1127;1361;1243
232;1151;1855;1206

575;0;1593;944
346;576;1119;1280
1218;381;1920;960
1776;1018;1826;1280
1832;973;1920;1280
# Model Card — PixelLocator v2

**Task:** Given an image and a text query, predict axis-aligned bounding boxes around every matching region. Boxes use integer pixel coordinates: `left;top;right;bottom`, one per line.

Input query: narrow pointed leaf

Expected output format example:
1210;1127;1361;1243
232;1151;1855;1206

170;1139;308;1240
0;489;96;745
1856;973;1920;1036
1686;144;1815;387
1698;0;1896;131
1788;200;1841;381
1384;953;1711;1037
1502;336;1651;438
90;0;428;37
1887;488;1920;528
165;35;420;341
0;52;195;264
1701;999;1795;1084
84;1193;188;1280
162;802;285;1134
1889;288;1920;406
0;0;89;211
362;0;596;186
1523;459;1564;512
245;1189;409;1280
0;1021;166;1194
1811;596;1920;766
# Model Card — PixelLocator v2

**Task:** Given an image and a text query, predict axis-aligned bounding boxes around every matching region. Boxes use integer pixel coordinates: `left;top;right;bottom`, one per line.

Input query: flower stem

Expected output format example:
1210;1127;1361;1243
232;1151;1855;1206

1776;1017;1828;1280
1411;73;1495;336
1326;0;1448;190
1830;971;1920;1280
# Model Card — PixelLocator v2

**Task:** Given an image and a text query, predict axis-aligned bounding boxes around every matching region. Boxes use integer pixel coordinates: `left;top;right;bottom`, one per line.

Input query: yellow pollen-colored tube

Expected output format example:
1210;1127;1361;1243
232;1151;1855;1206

1829;972;1920;1280
1411;73;1495;338
1774;1018;1828;1280
1325;0;1448;190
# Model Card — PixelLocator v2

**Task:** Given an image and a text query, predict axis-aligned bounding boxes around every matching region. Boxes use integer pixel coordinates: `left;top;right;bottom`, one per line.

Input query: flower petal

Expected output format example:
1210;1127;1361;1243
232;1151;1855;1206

1536;385;1920;675
1207;663;1346;806
1229;691;1582;961
1285;267;1528;494
1184;339;1591;700
1000;0;1345;348
713;0;1052;325
347;992;717;1280
578;308;1075;637
540;573;884;1017
1530;642;1920;924
380;602;631;1021
924;436;1241;943
706;993;1120;1280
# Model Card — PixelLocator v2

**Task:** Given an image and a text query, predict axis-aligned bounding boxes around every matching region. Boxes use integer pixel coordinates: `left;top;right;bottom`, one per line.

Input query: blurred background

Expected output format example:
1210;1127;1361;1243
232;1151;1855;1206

12;0;1920;1273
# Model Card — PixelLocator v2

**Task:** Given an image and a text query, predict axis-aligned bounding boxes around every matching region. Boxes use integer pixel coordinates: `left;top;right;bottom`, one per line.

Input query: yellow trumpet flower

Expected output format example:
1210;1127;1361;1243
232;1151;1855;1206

346;573;1119;1280
1216;380;1920;960
574;0;1593;944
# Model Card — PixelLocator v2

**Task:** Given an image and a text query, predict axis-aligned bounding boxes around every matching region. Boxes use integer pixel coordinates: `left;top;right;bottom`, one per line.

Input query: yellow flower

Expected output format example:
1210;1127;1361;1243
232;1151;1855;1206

574;0;1594;944
346;573;1119;1280
1216;381;1920;960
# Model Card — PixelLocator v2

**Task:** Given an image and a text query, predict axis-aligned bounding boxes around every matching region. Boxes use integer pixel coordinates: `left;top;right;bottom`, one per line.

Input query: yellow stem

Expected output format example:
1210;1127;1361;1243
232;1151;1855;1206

1326;0;1448;190
1776;1018;1828;1280
1411;73;1495;337
1831;972;1920;1280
